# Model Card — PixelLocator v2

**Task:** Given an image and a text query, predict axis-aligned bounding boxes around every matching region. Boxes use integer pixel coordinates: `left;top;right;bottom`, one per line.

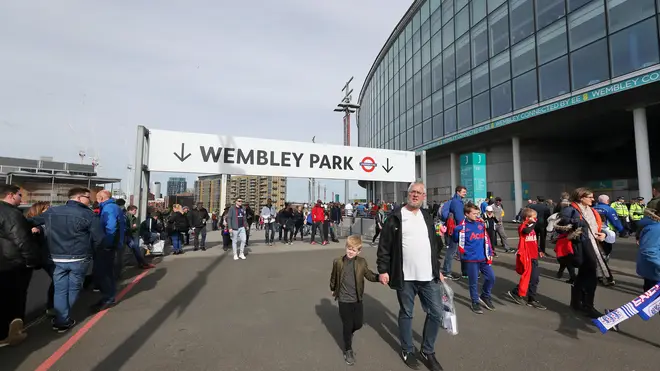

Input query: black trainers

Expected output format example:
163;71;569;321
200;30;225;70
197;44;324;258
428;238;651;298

400;350;420;369
507;290;525;305
420;351;444;371
52;319;76;334
479;296;496;311
471;302;483;314
343;350;356;366
527;300;547;310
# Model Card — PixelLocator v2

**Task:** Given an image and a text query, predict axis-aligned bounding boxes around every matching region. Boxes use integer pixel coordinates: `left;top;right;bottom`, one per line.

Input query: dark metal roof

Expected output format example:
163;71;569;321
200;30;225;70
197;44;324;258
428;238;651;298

357;0;422;108
5;172;120;184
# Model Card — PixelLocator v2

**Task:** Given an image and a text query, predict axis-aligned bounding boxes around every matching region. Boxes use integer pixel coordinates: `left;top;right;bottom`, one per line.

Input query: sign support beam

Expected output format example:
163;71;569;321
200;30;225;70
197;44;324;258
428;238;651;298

512;137;523;213
133;125;151;222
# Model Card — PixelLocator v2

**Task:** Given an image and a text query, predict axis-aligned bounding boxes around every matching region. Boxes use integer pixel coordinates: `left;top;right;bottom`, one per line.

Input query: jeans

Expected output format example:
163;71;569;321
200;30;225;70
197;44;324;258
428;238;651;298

310;222;325;243
52;259;90;326
264;223;275;243
324;221;336;241
193;226;207;248
442;238;458;275
396;280;443;354
94;248;116;304
113;243;125;280
127;236;148;266
465;261;495;303
0;267;32;339
171;233;182;253
232;227;246;255
494;223;510;250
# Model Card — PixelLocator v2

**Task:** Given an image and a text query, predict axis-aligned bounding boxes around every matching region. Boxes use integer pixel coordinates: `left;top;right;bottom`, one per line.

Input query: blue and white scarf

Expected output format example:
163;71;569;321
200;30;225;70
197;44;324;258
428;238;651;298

593;283;660;333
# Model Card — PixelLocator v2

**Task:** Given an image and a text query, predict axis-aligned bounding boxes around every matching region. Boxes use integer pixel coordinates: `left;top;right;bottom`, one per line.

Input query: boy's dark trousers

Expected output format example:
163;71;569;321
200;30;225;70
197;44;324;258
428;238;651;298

513;259;540;301
338;301;363;351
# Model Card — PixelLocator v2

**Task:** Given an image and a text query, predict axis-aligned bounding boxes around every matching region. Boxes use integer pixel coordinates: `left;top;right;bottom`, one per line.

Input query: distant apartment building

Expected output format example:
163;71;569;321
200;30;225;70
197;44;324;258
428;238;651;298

166;177;187;196
195;175;286;212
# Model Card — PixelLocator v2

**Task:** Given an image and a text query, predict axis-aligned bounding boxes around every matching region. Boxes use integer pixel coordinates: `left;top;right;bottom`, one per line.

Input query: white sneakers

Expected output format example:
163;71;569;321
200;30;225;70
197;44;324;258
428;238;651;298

233;253;247;260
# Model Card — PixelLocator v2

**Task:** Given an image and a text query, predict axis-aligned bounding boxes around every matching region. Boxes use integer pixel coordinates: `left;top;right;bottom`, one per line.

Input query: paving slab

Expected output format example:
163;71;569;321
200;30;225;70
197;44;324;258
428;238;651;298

2;230;658;371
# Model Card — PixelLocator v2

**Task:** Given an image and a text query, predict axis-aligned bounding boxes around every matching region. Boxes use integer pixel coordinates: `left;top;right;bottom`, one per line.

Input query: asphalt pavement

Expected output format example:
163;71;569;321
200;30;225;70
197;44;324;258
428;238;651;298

2;230;658;371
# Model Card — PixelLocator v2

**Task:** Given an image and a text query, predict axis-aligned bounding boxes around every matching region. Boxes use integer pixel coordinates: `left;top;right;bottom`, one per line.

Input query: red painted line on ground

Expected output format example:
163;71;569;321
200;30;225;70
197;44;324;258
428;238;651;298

34;268;153;371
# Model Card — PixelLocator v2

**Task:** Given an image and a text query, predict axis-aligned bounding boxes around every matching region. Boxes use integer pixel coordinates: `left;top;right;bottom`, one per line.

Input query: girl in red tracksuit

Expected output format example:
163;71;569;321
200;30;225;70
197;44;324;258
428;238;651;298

508;208;547;310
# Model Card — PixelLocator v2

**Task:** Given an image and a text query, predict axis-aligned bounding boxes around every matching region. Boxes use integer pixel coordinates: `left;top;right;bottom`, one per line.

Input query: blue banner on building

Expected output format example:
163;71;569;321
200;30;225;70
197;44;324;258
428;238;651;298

510;182;530;201
459;153;487;205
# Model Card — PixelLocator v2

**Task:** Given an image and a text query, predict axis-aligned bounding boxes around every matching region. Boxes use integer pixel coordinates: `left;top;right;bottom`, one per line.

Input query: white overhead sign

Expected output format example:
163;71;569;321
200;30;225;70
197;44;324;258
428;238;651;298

147;129;416;182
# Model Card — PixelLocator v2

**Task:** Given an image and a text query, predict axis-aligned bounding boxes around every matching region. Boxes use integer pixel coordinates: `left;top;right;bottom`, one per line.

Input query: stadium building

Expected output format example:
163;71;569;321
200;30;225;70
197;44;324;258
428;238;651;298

358;0;660;216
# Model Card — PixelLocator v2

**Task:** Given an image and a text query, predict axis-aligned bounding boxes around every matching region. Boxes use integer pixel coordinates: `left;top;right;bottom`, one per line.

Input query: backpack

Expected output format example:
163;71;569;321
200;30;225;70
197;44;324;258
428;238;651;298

440;200;453;222
306;212;313;224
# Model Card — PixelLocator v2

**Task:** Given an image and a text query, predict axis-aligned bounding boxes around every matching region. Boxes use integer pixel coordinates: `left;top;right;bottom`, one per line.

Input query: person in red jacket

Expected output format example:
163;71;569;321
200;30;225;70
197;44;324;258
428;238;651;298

508;208;547;310
310;200;327;245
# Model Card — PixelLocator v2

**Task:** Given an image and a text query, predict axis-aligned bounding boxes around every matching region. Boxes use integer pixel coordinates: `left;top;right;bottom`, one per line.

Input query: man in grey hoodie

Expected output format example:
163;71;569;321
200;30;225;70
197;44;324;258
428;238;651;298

491;197;512;253
227;197;248;261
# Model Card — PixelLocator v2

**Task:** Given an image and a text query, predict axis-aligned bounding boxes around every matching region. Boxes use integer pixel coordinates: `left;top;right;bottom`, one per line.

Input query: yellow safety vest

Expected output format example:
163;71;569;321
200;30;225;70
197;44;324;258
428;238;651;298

630;203;645;221
611;202;629;217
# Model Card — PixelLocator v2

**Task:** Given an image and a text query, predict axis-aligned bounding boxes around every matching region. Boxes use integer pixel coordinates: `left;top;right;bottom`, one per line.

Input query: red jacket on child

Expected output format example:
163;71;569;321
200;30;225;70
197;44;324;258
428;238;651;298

515;221;538;297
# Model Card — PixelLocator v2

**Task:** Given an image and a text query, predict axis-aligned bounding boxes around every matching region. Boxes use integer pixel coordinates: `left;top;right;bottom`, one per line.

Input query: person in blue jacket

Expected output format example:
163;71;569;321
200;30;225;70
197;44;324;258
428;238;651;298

594;195;624;260
636;208;660;292
93;190;126;311
440;186;467;280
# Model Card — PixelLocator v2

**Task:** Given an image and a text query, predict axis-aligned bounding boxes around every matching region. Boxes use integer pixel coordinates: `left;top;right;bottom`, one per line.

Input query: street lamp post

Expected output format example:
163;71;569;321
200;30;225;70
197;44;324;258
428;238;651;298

334;77;360;205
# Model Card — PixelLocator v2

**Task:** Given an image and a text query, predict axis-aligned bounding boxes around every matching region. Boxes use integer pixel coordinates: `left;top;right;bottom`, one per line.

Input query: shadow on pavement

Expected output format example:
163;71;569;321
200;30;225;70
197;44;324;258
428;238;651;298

90;253;227;371
314;298;344;351
362;293;423;354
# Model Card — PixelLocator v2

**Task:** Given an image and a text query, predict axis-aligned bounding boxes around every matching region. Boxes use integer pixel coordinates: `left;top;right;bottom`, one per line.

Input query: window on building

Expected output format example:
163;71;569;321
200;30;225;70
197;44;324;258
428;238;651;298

431;6;443;35
423;96;433;120
472;0;487;25
536;0;566;30
399;113;406;133
442;0;454;25
407;128;414;149
414;124;423;146
571;38;610;90
457;73;472;103
422;64;432;98
537;19;567;65
414;71;422;103
510;0;535;45
455;6;470;37
406;109;414;130
456;0;470;11
433;113;444;138
488;0;507;12
444;106;457;134
422;41;432;67
471;20;489;67
421;0;430;21
513;69;539;110
458;100;473;129
406;59;413;80
444;81;457;109
489;5;510;57
414;102;422;126
473;90;491;123
432;56;443;92
491;81;512;117
431;30;443;58
431;0;441;13
443;44;456;85
511;36;536;76
422;19;431;46
400;130;407;150
568;1;606;51
568;0;592;12
455;34;471;76
443;19;455;50
539;56;570;101
472;62;490;94
432;90;443;115
406;38;413;61
490;50;511;87
423;118;433;142
414;50;422;73
609;17;660;77
607;0;655;34
406;79;414;109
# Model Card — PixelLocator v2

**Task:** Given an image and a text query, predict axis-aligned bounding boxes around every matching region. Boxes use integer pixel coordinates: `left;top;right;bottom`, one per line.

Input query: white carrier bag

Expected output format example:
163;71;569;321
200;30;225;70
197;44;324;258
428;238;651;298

441;280;458;335
151;238;165;255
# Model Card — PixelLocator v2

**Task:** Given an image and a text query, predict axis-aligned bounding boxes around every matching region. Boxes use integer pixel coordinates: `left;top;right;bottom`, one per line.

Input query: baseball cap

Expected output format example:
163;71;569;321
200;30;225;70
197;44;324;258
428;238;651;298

486;205;493;212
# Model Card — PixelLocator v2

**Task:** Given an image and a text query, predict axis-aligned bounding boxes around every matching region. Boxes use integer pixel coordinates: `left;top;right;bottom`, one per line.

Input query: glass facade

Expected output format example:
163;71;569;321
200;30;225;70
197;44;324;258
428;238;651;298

358;0;660;150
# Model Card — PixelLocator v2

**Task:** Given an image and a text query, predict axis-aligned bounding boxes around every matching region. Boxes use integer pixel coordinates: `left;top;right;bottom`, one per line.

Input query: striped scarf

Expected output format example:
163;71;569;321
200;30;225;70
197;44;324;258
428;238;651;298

593;283;660;333
457;218;493;264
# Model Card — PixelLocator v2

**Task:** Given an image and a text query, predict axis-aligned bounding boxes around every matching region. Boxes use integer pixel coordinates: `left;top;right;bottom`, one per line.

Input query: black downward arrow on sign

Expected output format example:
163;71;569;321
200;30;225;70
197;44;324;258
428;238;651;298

174;143;191;162
382;158;394;173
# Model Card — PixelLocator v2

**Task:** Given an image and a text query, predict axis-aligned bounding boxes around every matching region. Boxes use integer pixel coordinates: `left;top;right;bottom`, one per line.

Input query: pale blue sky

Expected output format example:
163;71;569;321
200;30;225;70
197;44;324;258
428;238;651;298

0;0;412;201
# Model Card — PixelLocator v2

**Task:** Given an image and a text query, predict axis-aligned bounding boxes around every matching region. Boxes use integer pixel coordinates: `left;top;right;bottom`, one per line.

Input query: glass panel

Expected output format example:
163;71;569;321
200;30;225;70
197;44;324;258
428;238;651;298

432;90;444;115
431;0;442;13
444;106;457;134
422;64;432;98
458;100;473;129
400;84;407;111
490;50;511;86
610;18;660;77
443;44;456;85
431;7;443;36
536;0;566;30
423;118;433;142
393;90;400;117
432;56;443;92
406;109;414;130
456;0;469;11
489;5;510;57
457;73;472;102
488;0;507;11
510;0;535;45
607;0;655;33
456;6;470;37
422;41;431;66
443;0;454;25
537;19;567;65
569;1;606;51
423;96;433;120
399;48;406;68
511;36;536;76
433;113;444;138
407;128;414;149
539;56;570;100
413;31;422;54
473;91;491;123
491;81;512;117
414;72;422;104
472;62;490;94
413;10;421;31
414;51;422;73
415;124;423;146
422;20;431;45
513;69;539;109
432;31;442;58
406;22;412;40
399;113;406;133
444;81;457;109
471;20;489;67
406;79;414;109
571;38;610;90
568;0;592;12
472;0;487;25
456;34;471;76
421;0;430;21
400;131;406;150
443;20;455;49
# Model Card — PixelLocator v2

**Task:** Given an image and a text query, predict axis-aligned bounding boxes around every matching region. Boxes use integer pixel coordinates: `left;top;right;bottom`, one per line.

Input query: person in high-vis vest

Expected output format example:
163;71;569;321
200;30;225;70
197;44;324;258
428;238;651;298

610;197;630;237
630;197;645;234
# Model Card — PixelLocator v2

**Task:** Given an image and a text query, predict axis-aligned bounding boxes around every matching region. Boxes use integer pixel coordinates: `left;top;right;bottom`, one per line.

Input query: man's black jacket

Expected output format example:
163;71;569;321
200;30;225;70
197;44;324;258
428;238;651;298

529;203;551;225
0;201;40;271
189;207;210;228
376;206;442;290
